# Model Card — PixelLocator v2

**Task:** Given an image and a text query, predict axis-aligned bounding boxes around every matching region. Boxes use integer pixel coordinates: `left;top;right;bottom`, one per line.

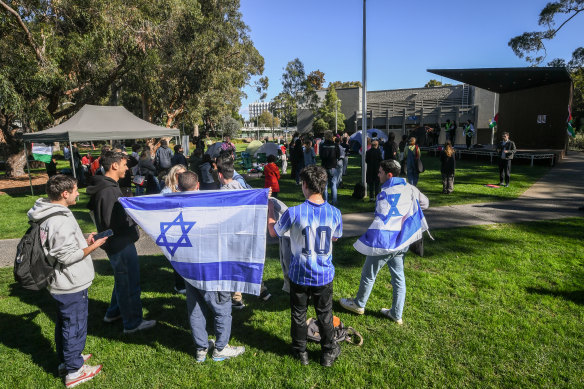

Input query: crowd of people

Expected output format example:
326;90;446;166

30;128;518;386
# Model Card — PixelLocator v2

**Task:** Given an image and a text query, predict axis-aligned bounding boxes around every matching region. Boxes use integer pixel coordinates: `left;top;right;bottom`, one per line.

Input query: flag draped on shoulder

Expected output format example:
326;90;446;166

31;143;53;163
119;189;269;295
354;177;429;256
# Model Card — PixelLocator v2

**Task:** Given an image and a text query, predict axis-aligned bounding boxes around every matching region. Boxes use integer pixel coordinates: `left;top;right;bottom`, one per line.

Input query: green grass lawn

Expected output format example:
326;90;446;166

0;218;582;388
0;151;549;240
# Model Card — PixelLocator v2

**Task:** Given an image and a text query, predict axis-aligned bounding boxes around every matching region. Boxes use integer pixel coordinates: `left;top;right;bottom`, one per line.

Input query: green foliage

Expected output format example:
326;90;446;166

508;1;584;65
328;80;362;89
306;70;325;90
218;116;242;139
312;86;345;134
256;110;280;128
424;79;452;88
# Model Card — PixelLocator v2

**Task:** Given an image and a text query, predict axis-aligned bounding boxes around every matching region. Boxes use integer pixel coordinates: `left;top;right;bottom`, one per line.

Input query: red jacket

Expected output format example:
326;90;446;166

263;162;281;192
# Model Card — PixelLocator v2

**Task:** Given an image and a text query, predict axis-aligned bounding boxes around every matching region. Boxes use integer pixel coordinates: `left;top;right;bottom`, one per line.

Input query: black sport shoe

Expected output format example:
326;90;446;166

320;345;341;367
294;351;309;366
259;289;271;301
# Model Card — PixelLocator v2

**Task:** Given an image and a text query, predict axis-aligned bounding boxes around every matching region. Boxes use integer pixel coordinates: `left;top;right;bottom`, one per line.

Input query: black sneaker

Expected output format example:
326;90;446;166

259;290;271;301
294;351;309;366
232;300;245;309
320;345;341;367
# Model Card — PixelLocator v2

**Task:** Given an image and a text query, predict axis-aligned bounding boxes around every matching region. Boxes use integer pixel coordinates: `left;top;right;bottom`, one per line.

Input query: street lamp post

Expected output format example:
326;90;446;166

361;0;367;192
335;99;340;135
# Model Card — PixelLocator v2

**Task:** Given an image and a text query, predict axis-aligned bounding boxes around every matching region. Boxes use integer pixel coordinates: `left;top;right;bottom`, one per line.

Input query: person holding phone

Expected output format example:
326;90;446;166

28;175;109;387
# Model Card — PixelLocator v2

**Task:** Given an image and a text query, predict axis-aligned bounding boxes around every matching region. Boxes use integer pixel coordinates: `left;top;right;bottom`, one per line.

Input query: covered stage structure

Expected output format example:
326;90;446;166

427;67;573;161
21;104;180;194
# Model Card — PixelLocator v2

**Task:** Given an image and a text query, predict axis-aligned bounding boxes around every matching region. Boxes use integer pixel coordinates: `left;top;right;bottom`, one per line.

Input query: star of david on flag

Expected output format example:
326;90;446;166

119;189;269;295
155;212;196;256
354;177;430;256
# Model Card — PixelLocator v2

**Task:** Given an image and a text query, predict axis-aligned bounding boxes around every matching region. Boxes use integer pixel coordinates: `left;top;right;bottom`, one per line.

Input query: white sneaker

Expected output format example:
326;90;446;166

380;308;403;325
212;344;245;361
339;297;365;315
123;319;157;334
59;354;92;376
195;339;215;363
65;364;102;387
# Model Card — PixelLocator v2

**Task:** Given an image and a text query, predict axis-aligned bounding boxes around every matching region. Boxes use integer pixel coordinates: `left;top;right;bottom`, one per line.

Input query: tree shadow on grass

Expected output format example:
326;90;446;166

0;311;58;376
526;287;584;306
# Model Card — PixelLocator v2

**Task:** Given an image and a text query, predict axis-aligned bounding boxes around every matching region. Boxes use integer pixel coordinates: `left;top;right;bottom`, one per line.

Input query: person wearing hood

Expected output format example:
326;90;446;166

28;174;108;387
86;151;156;334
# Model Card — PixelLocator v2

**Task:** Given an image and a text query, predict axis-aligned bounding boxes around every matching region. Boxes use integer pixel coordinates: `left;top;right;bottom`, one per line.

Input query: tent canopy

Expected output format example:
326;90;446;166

245;140;263;155
254;142;280;157
22;104;179;143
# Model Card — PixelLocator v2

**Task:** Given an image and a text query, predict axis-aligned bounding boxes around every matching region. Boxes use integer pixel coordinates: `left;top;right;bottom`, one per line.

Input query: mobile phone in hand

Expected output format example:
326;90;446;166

94;229;114;240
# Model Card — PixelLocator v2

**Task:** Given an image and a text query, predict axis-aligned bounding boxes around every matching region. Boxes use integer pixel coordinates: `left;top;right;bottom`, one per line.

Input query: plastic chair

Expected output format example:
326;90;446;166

239;152;252;170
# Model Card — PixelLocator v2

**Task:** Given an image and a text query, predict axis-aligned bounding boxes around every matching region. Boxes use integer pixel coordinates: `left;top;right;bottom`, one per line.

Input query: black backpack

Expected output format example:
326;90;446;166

352;183;365;199
14;216;56;291
306;316;363;346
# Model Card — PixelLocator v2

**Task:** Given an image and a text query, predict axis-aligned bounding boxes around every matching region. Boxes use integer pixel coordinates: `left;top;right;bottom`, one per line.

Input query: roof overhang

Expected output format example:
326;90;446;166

427;67;572;93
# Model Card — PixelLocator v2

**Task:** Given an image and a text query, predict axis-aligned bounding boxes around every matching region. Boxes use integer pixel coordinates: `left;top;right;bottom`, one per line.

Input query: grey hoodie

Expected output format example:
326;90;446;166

27;198;95;294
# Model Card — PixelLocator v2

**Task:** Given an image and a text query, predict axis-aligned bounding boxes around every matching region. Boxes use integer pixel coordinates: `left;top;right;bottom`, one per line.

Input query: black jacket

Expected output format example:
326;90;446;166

440;151;456;175
383;141;399;161
171;152;188;167
320;140;340;169
86;176;139;254
496;140;516;160
365;147;383;182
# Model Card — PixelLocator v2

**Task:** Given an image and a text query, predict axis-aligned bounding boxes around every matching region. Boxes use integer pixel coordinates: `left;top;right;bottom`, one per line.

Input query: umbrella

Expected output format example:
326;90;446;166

205;142;223;158
245;140;263;155
254;142;280;157
349;129;388;145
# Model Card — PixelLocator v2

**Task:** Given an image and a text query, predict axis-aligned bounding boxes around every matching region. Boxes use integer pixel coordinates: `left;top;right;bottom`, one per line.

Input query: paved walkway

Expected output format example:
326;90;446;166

1;152;583;267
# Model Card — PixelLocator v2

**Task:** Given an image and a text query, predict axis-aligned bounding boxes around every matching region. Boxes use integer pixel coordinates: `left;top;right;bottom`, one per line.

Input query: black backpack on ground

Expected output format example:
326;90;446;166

306;316;363;346
352;183;365;199
14;216;56;291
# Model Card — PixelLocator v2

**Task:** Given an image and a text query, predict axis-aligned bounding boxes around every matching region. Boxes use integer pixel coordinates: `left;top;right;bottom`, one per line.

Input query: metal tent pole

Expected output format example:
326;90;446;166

69;140;77;179
24;142;34;196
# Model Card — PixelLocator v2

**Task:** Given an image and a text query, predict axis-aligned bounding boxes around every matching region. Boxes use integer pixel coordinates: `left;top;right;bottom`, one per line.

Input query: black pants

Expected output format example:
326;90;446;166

466;136;472;149
367;178;380;199
499;159;512;184
290;281;335;353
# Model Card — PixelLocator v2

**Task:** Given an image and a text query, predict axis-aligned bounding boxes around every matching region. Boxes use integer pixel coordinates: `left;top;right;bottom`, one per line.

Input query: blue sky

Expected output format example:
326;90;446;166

239;0;583;119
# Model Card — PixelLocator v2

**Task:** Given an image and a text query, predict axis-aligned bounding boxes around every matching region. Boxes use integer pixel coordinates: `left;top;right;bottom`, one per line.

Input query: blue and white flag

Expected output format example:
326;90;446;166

119;189;269;295
354;177;429;256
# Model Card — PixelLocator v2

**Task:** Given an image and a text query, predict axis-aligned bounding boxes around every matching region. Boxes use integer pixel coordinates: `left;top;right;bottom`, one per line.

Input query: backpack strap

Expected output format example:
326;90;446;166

344;327;364;346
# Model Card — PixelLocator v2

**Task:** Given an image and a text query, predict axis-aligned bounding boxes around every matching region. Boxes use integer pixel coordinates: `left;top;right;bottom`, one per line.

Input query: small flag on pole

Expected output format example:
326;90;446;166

31;143;53;163
567;106;575;138
119;189;269;295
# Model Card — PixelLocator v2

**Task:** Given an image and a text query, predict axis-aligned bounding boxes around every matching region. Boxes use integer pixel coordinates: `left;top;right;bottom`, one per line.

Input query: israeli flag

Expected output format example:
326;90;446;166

354;178;429;256
119;189;269;295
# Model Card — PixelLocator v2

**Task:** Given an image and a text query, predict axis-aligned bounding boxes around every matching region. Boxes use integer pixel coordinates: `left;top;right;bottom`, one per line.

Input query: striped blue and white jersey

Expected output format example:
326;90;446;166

274;200;342;286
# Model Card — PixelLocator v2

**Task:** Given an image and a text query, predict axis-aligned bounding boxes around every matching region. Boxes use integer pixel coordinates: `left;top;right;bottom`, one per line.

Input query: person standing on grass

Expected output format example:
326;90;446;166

28;175;108;387
320;131;341;205
292;139;305;185
172;170;245;362
171;144;188;167
463;120;475;150
155;139;173;177
406;137;421;186
340;159;429;325
86;151;156;334
268;165;343;367
263;154;281;198
496;132;516;187
303;139;316;167
440;141;456;194
366;139;383;201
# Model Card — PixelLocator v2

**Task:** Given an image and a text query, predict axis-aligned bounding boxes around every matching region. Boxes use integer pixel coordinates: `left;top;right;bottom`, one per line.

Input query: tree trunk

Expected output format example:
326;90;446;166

193;123;199;138
6;149;27;177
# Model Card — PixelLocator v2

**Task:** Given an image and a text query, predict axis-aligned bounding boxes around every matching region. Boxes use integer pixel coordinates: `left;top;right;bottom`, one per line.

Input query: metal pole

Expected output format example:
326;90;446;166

361;0;367;192
24;142;34;196
69;140;77;179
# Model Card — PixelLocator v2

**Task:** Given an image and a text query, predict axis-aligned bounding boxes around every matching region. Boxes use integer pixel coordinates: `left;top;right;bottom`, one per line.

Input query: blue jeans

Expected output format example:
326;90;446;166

52;289;88;374
323;167;338;204
185;282;232;351
407;168;419;187
354;249;408;320
334;159;344;185
105;244;143;330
